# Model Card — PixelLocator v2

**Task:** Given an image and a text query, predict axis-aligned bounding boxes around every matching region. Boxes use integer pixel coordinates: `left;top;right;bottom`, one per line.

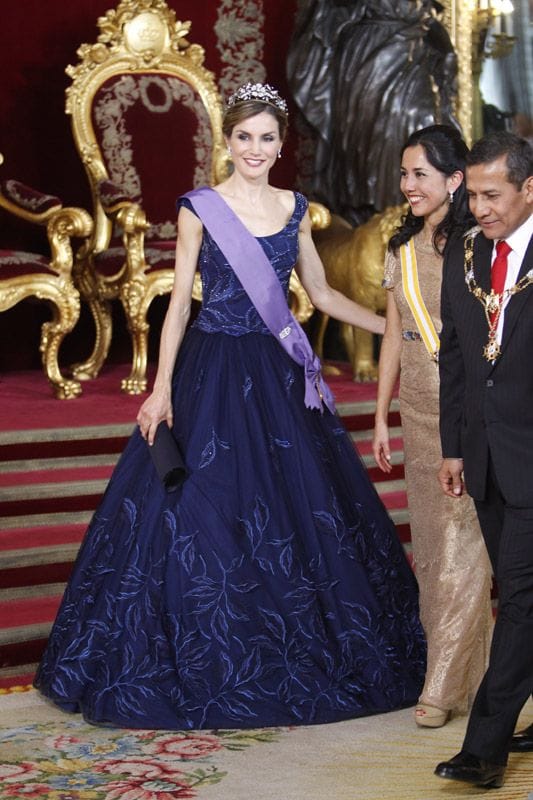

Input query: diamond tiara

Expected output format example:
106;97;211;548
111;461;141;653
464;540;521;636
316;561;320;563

226;83;288;114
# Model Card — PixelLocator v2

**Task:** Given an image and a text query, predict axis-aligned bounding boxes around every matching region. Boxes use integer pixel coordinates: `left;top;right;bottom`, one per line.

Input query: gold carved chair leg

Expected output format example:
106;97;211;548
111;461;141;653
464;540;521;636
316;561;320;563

120;271;175;394
0;276;81;399
70;296;113;381
120;277;150;395
45;206;94;396
117;207;152;395
70;255;114;382
38;282;82;399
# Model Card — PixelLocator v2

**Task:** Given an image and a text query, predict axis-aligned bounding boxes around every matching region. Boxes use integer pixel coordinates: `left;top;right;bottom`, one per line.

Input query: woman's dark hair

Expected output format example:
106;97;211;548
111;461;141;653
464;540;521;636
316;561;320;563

389;124;474;255
222;100;288;141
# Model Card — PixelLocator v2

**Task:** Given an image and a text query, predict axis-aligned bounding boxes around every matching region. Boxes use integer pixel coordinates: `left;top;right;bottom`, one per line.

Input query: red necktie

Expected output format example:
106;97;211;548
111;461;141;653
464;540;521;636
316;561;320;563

490;240;511;324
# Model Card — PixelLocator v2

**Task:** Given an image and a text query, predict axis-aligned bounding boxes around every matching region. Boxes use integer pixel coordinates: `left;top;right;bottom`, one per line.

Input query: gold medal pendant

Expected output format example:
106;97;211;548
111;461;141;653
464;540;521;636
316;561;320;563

485;292;501;316
483;339;501;361
463;229;533;364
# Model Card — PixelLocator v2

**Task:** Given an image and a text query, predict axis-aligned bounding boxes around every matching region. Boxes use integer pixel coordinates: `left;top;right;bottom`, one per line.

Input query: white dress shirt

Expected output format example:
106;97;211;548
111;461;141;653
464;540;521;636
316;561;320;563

493;213;533;344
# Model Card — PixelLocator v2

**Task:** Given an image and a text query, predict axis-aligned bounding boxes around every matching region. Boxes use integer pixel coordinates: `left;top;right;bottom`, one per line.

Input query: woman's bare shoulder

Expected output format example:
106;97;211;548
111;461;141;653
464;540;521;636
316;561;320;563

271;186;298;208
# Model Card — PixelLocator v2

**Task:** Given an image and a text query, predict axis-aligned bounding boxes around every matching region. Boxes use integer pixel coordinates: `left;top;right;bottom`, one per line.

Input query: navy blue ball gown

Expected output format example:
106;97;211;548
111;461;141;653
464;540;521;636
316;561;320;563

35;192;425;730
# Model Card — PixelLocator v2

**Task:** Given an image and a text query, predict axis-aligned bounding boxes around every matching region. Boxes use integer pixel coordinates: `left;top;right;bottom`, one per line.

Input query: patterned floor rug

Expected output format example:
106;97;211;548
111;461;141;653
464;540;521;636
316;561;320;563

1;690;531;800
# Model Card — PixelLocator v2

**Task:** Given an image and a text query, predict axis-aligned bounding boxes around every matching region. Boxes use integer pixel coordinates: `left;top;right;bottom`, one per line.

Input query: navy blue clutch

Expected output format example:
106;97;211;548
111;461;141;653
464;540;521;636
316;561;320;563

148;422;187;493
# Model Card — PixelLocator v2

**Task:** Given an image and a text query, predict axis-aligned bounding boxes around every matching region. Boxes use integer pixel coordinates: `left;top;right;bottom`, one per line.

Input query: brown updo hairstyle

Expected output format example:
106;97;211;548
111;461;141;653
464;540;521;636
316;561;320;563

222;100;288;142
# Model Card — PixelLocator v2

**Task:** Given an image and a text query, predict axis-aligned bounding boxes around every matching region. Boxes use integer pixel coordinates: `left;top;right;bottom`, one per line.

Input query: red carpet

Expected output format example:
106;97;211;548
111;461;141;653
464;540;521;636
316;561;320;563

0;361;381;431
0;362;406;690
0;364;147;431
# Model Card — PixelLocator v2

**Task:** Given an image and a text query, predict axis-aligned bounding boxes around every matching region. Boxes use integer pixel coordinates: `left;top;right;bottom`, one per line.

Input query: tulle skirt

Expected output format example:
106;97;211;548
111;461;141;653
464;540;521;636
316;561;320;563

35;329;425;729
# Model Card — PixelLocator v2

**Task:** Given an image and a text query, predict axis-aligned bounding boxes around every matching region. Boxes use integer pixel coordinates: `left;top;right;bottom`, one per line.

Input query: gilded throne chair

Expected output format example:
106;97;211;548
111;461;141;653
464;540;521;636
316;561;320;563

0;156;92;398
66;0;321;395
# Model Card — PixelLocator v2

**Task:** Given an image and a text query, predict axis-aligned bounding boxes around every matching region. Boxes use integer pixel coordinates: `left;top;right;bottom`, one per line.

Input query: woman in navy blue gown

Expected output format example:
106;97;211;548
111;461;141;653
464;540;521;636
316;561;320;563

35;83;425;730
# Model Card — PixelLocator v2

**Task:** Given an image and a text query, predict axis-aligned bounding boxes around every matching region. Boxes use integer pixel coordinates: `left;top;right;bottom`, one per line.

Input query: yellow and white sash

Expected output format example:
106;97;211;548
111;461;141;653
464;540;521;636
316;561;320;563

400;239;440;362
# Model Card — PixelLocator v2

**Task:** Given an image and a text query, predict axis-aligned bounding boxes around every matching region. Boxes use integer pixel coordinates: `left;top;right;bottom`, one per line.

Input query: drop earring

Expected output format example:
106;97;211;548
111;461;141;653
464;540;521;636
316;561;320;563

449;190;454;204
227;145;232;158
277;149;282;159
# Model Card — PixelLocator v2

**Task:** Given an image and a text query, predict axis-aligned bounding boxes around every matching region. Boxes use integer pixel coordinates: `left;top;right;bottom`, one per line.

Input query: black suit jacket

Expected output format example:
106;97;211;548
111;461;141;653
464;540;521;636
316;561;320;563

439;229;533;506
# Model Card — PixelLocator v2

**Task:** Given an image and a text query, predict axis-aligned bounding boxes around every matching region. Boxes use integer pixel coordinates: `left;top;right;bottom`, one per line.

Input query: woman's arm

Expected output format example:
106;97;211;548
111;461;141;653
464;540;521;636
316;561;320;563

295;210;386;335
373;290;402;473
137;206;202;444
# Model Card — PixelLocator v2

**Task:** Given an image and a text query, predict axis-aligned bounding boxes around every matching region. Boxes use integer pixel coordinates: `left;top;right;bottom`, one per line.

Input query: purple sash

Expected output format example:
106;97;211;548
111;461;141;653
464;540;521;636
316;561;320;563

184;186;335;414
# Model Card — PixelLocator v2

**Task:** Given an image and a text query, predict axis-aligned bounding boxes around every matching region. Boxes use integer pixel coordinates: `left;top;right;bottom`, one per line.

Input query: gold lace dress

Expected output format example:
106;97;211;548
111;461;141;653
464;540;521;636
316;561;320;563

384;238;493;713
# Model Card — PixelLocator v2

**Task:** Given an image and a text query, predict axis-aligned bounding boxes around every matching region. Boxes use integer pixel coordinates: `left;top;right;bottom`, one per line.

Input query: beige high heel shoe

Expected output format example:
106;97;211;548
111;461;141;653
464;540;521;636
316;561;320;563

415;703;450;728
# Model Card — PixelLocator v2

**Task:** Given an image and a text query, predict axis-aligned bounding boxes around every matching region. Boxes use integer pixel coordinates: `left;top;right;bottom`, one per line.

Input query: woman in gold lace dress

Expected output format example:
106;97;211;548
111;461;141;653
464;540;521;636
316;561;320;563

373;125;493;728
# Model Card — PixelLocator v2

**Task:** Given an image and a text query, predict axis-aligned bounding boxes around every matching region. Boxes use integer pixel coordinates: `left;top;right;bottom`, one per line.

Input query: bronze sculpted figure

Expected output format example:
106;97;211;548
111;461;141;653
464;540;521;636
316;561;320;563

287;0;460;224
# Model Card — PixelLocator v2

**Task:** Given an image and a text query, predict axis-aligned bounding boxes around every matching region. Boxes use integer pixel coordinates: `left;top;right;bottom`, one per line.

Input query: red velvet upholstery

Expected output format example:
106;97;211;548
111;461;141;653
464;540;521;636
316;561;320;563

0;250;52;277
97;179;133;209
1;180;61;214
92;73;212;238
93;240;176;276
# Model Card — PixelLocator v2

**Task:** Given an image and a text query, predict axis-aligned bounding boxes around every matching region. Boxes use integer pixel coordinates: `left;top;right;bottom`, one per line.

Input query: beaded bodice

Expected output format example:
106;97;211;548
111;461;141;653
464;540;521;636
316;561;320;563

178;192;307;335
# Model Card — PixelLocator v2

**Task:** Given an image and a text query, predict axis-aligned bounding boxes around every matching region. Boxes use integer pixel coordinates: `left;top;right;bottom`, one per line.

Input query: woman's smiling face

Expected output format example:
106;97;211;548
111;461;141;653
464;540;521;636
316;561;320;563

400;144;458;227
225;111;281;180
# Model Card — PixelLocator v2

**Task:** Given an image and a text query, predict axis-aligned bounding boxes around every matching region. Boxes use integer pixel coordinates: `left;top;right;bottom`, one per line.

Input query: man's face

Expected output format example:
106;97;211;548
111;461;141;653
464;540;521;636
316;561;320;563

466;155;533;240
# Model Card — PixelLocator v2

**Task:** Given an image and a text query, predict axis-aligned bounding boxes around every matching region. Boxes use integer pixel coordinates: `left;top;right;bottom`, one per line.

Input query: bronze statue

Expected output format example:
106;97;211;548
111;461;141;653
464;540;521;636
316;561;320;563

287;0;460;224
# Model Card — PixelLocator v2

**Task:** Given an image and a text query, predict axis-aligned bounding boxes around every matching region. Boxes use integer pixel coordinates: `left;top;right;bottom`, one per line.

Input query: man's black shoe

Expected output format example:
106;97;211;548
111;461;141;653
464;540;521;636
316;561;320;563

435;751;505;788
509;723;533;753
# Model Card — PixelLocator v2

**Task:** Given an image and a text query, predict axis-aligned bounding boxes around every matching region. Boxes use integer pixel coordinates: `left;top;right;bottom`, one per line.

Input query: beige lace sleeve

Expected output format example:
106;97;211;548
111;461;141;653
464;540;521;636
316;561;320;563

382;249;399;290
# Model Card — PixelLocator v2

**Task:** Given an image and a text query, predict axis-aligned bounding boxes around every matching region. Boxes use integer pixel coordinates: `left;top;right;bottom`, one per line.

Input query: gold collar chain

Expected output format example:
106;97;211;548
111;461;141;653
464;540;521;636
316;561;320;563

463;227;533;361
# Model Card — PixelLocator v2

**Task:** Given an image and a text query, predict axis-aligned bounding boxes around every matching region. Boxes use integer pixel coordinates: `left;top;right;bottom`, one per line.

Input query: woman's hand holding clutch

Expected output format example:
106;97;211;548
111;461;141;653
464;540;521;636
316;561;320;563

137;389;173;445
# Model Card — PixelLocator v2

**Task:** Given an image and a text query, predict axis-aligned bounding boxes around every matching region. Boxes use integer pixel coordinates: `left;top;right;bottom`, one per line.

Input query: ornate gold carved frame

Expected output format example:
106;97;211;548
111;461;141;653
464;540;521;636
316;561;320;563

442;0;474;144
66;0;230;393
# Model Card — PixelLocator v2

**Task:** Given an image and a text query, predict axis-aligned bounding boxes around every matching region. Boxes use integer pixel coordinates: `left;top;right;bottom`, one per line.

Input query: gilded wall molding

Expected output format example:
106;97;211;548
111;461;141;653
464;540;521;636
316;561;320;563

442;0;474;144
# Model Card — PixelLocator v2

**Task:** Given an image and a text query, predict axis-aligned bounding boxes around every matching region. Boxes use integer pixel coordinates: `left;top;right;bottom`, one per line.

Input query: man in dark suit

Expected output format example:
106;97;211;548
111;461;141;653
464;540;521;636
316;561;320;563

435;131;533;789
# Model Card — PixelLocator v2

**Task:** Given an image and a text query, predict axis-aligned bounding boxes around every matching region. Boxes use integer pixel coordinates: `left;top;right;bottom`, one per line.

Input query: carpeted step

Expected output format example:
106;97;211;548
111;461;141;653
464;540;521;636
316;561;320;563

0;462;115;487
0;488;107;518
0;586;65;672
0;591;64;631
0;665;37;690
0;424;132;463
341;410;401;432
0;639;48;675
2;561;79;591
0;438;123;520
1;521;88;590
0;523;89;552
